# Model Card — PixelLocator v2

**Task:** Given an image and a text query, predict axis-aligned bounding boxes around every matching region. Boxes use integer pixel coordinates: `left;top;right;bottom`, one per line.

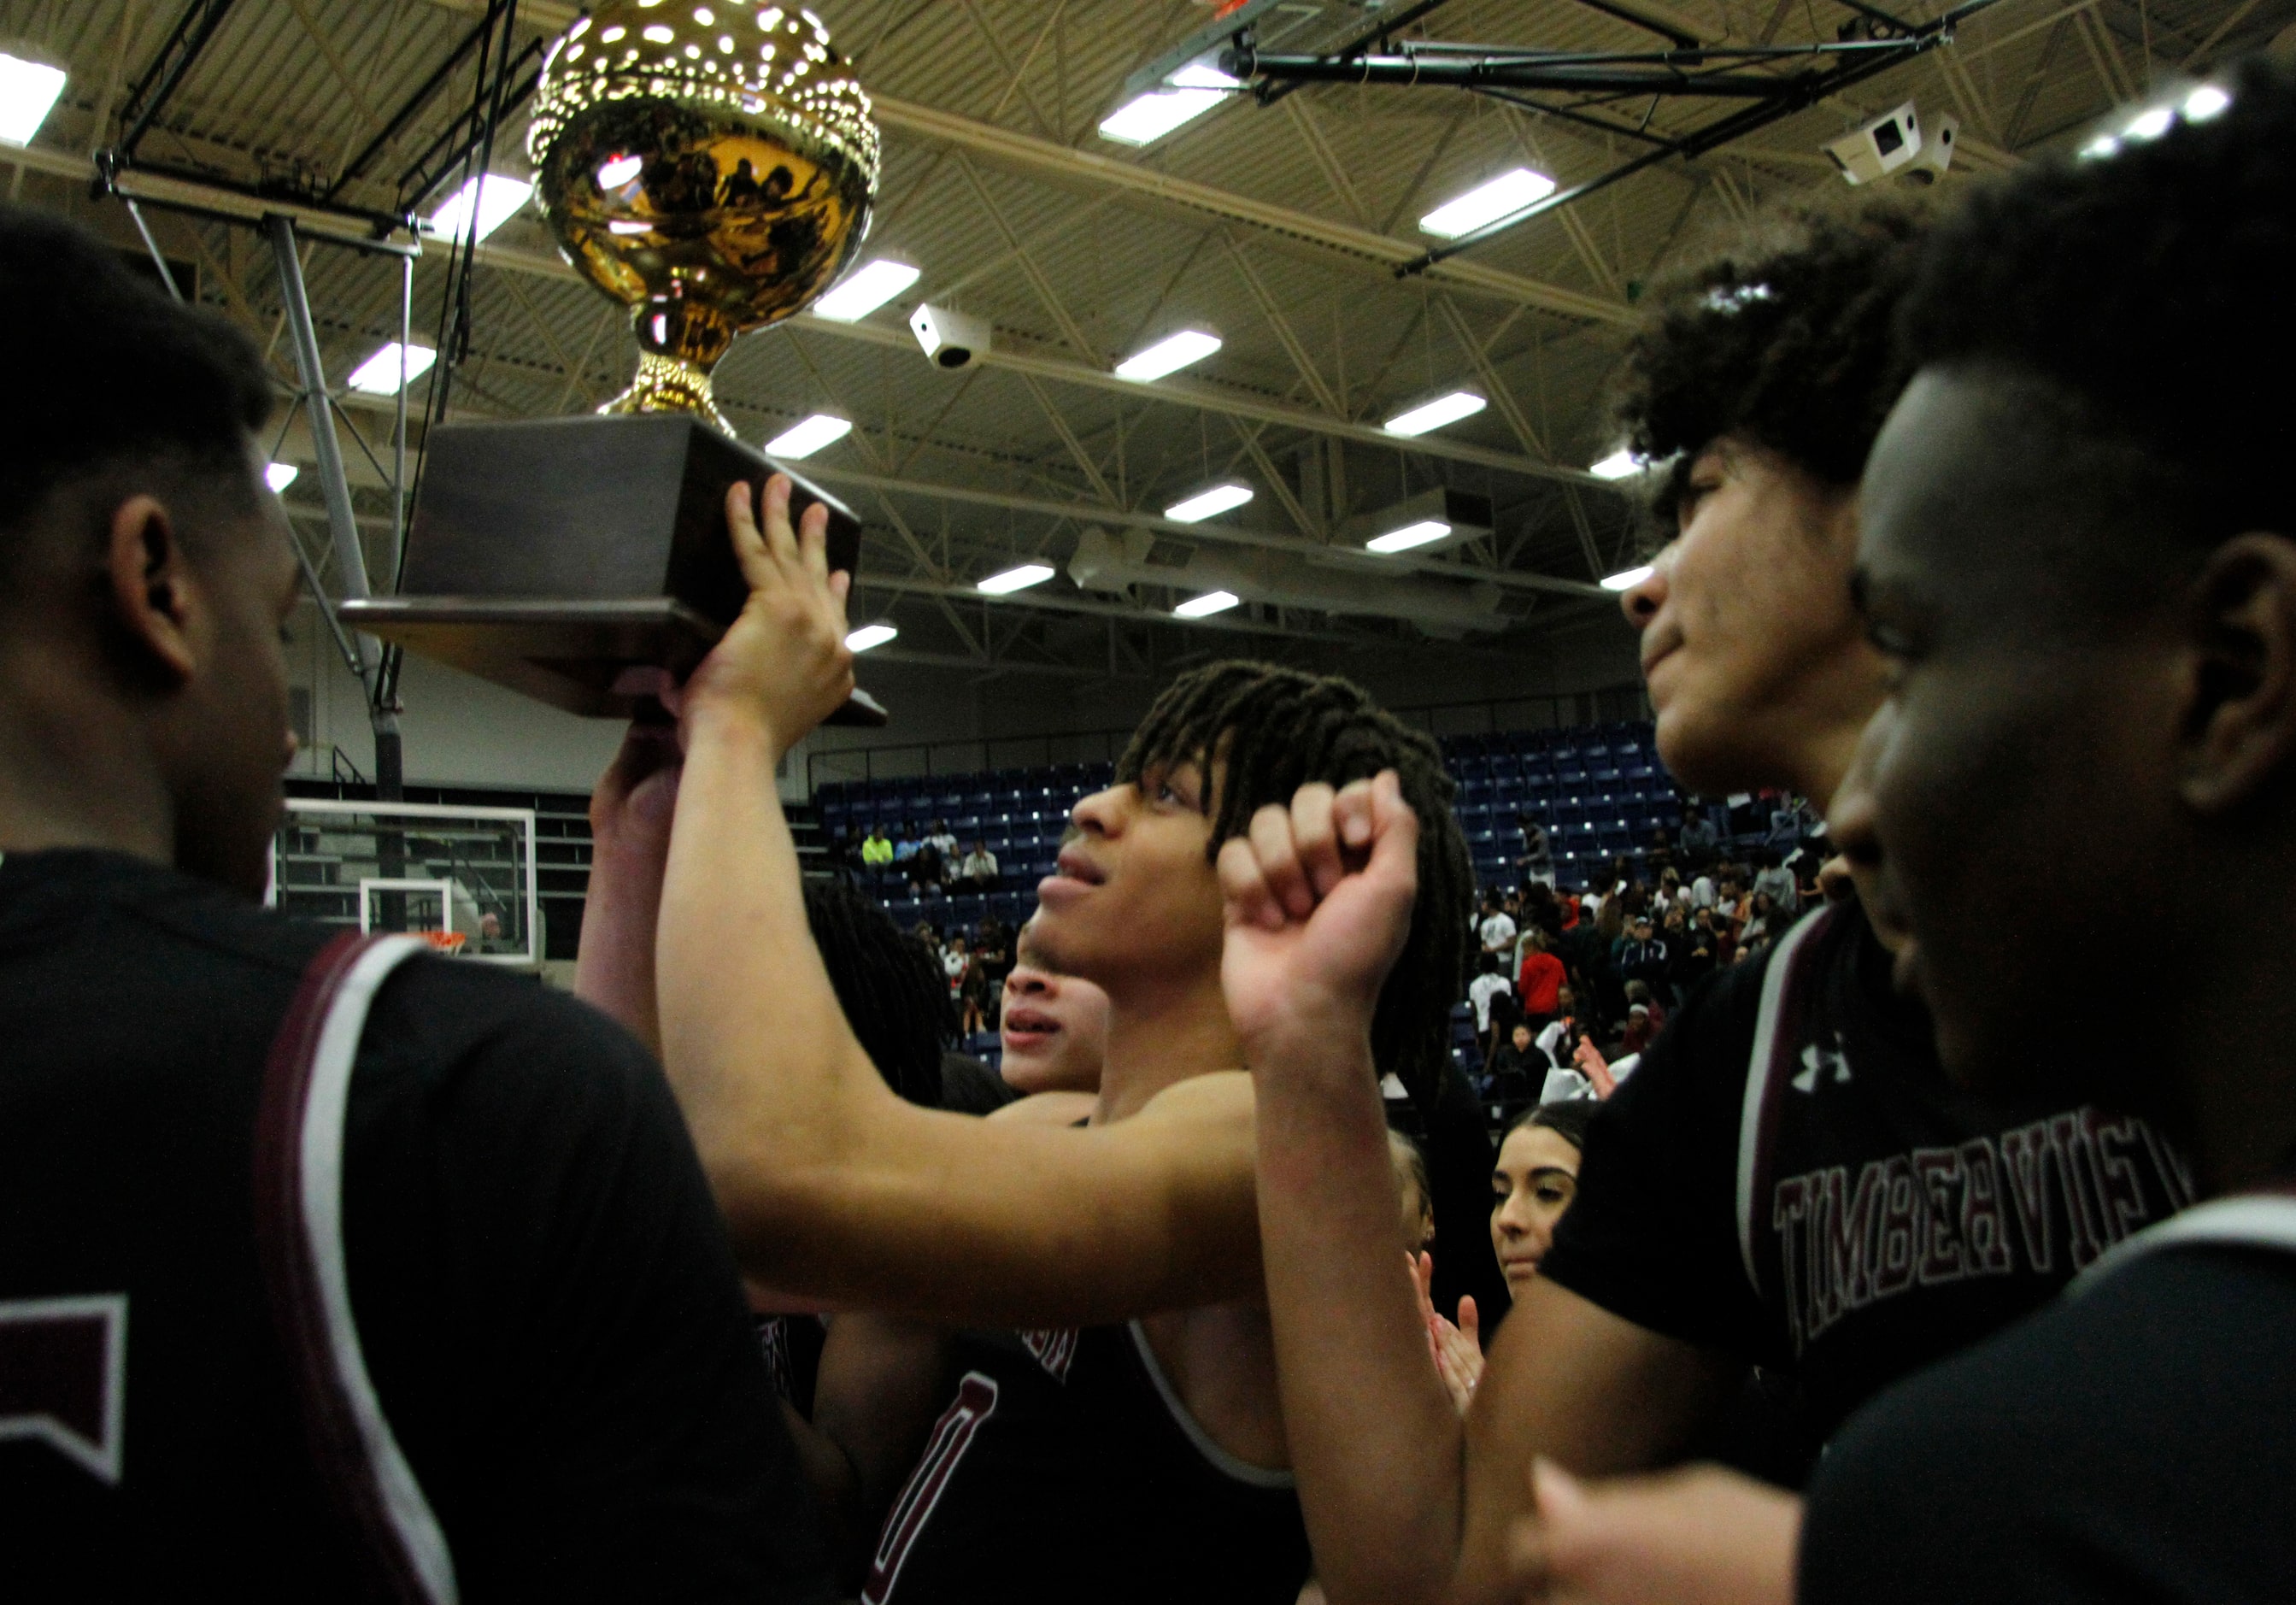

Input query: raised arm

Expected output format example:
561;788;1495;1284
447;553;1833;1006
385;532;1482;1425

1221;779;1740;1605
649;477;1260;1326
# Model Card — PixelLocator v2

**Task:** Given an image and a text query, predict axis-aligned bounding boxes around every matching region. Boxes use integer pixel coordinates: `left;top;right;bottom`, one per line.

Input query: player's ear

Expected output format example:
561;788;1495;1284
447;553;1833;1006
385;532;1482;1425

2176;532;2296;814
103;492;205;685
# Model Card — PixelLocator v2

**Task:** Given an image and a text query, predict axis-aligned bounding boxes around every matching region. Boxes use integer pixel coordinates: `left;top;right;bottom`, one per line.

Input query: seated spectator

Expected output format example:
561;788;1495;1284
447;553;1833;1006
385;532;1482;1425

1486;1021;1550;1102
1677;802;1719;866
1534;985;1582;1067
1489;1100;1594;1299
860;823;893;873
959;838;999;890
998;920;1110;1096
0;210;826;1596
925;818;959;881
1752;846;1799;914
1514;926;1567;1032
1620;1003;1656;1055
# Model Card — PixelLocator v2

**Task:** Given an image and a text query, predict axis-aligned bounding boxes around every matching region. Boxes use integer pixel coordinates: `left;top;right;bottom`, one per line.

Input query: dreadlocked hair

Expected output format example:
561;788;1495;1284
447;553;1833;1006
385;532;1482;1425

1609;192;1932;518
1116;660;1472;1099
802;879;946;1108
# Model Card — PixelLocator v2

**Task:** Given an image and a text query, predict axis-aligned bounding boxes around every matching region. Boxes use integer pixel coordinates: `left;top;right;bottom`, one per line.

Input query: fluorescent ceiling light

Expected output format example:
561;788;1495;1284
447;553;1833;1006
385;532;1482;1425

346;343;437;395
1418;167;1558;238
1173;590;1240;619
264;462;299;493
1589;449;1645;480
424;173;534;244
813;257;922;321
0;55;67;146
1115;328;1221;381
978;562;1055;596
1600;565;1655;592
1383;391;1485;438
1164;482;1253;523
2184;85;2230;121
845;623;898;652
2123;105;2174;141
1366;519;1451;555
596;152;644;189
2078;133;2122;161
1098;65;1236;147
765;413;853;459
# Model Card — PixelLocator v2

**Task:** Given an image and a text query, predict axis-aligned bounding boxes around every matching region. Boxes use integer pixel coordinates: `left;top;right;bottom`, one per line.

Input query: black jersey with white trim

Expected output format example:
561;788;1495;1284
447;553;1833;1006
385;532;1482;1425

1539;897;2193;1455
0;849;830;1601
860;1321;1311;1605
1800;1188;2296;1602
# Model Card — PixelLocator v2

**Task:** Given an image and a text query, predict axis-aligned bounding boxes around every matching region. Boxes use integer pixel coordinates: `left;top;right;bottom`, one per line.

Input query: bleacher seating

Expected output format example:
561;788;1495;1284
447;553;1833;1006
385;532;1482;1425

820;720;1692;944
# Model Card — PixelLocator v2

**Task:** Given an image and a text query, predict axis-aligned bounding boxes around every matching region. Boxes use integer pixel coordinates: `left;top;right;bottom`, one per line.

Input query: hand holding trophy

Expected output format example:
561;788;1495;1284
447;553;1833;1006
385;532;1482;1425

344;1;889;724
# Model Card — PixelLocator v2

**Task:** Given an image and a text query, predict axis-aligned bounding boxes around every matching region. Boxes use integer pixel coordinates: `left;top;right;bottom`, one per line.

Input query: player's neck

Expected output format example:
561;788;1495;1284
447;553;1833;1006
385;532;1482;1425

0;669;176;870
1095;968;1244;1122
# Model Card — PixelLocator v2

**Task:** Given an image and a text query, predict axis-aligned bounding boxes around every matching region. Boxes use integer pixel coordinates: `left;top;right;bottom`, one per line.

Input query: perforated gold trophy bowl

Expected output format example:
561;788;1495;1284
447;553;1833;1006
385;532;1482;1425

341;1;889;722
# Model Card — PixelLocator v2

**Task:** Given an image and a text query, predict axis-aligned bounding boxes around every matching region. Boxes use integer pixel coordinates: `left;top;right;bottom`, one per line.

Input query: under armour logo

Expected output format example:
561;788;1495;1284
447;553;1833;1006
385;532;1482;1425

0;1293;127;1484
1791;1038;1853;1093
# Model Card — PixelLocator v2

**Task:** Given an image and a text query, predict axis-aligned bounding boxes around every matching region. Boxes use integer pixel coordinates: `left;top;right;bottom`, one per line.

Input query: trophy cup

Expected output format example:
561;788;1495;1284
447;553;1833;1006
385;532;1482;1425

341;1;888;722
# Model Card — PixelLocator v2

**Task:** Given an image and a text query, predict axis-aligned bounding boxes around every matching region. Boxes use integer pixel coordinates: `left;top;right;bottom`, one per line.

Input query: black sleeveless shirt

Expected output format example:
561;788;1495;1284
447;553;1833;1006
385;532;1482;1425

861;1321;1311;1605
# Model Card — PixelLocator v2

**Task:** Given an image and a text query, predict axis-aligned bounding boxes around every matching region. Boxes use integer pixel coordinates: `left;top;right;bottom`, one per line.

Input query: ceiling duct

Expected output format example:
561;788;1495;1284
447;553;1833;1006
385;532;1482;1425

1068;526;1507;636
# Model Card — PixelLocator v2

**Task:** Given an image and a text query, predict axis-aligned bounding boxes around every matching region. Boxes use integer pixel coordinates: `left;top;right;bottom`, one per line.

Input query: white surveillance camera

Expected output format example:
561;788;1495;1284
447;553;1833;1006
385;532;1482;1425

1823;101;1923;185
1898;114;1958;185
909;303;992;370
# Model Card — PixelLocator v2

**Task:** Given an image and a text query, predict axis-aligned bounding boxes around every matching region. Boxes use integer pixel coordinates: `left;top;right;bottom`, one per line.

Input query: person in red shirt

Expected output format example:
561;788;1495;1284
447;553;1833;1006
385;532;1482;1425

1515;926;1566;1032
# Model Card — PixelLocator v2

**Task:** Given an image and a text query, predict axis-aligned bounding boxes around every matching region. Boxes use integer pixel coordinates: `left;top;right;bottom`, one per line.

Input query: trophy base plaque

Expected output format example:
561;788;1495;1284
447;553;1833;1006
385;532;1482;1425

342;414;886;724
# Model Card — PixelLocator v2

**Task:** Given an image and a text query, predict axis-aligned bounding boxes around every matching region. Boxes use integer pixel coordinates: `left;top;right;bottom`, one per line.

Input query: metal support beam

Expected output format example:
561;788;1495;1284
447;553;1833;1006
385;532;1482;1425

114;0;238;160
266;215;404;798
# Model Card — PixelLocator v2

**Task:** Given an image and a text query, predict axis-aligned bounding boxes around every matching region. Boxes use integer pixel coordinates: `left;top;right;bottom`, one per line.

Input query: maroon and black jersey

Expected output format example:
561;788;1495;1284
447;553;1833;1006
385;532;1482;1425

860;1322;1310;1605
0;850;828;1601
1541;897;2193;1465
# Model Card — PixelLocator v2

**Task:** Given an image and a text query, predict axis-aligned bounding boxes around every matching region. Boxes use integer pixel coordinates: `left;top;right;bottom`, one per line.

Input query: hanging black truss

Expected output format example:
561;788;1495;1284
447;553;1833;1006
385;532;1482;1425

112;0;238;162
1201;0;2005;273
325;0;511;205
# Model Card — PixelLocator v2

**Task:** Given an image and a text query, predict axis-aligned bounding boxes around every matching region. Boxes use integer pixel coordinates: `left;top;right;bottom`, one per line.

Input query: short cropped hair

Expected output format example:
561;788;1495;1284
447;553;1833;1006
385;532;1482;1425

1897;57;2294;564
1610;195;1930;512
1117;661;1472;1096
0;205;272;567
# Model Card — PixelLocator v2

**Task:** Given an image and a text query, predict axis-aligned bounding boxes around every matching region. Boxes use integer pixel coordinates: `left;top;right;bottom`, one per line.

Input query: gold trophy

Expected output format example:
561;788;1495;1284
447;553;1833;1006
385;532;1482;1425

343;0;888;721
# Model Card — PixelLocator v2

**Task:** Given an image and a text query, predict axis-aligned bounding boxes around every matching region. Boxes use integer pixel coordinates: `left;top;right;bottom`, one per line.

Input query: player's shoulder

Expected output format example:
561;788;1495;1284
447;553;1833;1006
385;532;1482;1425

1130;1069;1256;1139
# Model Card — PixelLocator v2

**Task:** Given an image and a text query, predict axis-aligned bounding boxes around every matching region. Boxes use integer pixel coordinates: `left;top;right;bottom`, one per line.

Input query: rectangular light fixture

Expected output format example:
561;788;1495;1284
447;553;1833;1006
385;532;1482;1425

1589;449;1645;481
1366;519;1451;555
423;173;534;244
1098;62;1236;147
1173;590;1240;619
346;343;437;395
812;257;922;321
0;55;66;146
978;562;1055;596
265;462;299;493
1163;482;1254;523
845;623;898;652
1601;565;1655;591
765;413;853;459
1115;328;1221;381
1418;167;1559;238
1383;391;1486;438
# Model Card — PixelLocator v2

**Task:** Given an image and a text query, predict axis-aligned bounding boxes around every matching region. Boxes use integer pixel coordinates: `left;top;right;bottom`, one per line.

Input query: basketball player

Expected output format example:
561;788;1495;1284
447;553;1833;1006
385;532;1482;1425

0;209;826;1596
1500;62;2296;1603
580;525;1486;1599
996;918;1109;1096
1220;195;2193;1605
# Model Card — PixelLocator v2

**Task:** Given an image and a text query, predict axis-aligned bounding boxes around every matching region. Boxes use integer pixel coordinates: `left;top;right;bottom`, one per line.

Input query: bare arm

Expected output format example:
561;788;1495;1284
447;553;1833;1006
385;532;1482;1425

1220;778;1741;1605
807;1314;956;1587
651;478;1260;1326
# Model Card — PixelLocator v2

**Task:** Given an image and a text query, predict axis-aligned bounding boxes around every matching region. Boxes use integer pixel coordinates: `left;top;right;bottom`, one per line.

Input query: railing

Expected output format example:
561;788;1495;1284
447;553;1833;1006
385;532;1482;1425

267;797;543;967
805;682;1653;793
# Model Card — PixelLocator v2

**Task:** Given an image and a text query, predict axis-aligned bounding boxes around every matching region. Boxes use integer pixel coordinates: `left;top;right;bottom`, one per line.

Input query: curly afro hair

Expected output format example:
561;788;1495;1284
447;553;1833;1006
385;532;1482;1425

1897;58;2295;558
1116;660;1472;1100
1610;193;1932;513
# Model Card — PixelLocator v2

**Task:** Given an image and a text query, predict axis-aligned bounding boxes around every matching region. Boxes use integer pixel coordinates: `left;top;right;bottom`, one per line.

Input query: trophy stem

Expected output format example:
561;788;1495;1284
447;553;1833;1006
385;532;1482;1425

601;349;735;438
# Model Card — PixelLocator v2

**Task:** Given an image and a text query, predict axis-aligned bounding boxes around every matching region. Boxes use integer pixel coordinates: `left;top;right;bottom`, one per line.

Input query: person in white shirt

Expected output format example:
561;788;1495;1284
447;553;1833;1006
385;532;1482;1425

1467;953;1513;1036
1477;897;1518;955
960;841;999;890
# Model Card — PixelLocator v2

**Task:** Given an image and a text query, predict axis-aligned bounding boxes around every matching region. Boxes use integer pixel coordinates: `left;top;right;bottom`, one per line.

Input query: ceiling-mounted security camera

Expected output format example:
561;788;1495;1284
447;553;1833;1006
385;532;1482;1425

1823;101;1924;185
909;303;992;370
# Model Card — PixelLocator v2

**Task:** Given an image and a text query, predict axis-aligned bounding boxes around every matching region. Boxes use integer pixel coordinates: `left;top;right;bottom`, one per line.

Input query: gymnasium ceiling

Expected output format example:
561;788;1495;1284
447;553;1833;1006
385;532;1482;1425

2;0;2289;685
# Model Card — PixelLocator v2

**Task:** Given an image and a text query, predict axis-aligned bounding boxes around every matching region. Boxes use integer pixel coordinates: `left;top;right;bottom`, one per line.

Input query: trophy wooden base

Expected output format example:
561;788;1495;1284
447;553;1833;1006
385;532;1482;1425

341;414;886;723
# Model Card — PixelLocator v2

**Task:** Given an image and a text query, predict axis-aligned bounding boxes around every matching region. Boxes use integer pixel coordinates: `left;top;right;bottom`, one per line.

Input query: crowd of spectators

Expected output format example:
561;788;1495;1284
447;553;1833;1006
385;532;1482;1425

845;816;1003;893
